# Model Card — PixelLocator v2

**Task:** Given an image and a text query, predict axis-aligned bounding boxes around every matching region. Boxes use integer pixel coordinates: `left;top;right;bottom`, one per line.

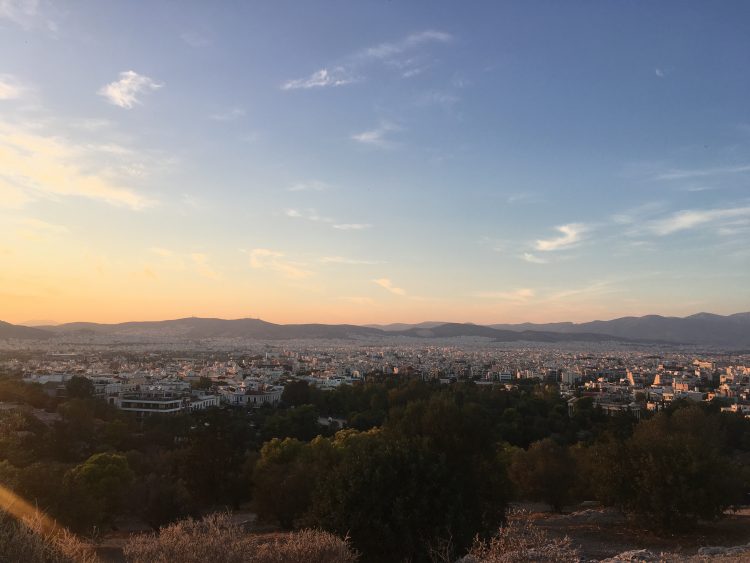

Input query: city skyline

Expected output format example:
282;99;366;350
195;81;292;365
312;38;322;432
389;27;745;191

1;1;749;325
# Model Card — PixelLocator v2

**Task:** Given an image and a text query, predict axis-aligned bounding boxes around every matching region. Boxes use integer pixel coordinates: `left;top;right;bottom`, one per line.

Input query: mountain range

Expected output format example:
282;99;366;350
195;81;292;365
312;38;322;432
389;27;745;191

0;312;747;347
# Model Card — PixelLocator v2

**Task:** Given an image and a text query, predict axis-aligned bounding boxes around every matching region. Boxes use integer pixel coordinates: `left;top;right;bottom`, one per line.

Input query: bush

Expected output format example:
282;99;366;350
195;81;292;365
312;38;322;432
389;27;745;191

123;512;357;563
463;509;579;563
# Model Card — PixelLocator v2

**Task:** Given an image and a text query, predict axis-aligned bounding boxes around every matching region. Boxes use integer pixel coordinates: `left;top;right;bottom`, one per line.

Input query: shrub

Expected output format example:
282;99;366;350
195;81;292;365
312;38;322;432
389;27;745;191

463;510;579;563
123;512;357;563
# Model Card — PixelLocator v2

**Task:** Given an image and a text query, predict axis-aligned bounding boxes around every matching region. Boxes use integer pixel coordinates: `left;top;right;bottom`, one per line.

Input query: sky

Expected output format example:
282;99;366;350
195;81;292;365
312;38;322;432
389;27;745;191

0;0;749;325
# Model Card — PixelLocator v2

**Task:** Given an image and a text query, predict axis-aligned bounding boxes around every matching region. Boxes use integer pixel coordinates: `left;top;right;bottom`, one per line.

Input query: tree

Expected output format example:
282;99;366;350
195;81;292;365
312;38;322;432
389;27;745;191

65;376;94;399
308;428;503;563
252;437;319;528
281;380;311;407
177;408;254;507
261;404;321;442
191;377;212;390
130;474;195;528
508;438;577;512
64;453;135;527
591;406;745;530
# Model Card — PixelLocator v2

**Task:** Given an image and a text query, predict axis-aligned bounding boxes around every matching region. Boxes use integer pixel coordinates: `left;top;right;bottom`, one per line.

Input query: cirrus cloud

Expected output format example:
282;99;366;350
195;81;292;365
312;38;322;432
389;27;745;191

247;248;312;279
0;119;154;209
282;29;452;91
475;288;535;302
534;223;587;251
648;206;750;235
373;278;406;296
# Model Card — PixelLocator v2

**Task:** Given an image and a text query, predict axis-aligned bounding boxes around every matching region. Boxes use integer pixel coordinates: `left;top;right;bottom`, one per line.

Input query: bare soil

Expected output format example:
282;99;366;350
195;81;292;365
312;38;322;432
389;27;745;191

535;507;750;561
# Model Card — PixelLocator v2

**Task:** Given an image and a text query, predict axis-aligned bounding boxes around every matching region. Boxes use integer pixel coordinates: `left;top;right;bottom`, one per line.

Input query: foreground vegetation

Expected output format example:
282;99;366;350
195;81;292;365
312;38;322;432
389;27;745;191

0;372;748;561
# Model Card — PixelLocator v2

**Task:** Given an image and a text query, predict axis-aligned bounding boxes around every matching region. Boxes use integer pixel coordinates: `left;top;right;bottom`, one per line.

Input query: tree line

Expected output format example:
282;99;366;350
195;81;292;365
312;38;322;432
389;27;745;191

0;372;748;561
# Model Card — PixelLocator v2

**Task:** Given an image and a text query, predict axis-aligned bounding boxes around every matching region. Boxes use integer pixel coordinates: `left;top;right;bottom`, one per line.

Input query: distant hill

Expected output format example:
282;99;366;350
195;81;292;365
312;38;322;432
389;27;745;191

388;323;628;343
365;321;448;331
43;317;384;340
0;321;52;340
6;312;749;347
490;312;750;347
41;317;637;344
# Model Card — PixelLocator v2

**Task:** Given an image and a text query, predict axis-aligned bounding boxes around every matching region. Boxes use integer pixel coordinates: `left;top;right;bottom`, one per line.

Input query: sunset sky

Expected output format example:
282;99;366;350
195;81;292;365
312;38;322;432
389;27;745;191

1;1;749;325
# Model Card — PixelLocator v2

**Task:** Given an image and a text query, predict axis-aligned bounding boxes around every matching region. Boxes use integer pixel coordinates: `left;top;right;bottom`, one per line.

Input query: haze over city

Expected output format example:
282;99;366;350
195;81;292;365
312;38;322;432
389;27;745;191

1;1;749;325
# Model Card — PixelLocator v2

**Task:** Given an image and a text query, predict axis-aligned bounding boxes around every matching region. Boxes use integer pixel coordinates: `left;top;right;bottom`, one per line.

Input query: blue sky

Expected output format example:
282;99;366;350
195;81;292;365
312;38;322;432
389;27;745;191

0;0;749;324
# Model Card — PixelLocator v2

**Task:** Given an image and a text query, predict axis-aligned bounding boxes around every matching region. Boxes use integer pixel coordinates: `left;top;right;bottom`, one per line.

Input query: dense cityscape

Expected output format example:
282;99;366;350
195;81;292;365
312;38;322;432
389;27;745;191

8;341;750;420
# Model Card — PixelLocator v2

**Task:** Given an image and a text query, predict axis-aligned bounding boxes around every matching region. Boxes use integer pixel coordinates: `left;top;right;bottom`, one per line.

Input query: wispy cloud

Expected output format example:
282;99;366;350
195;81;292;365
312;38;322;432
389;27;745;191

98;71;163;109
361;30;452;60
287;180;330;192
191;253;221;280
281;67;357;90
373;278;406;296
321;256;381;265
351;121;400;148
653;164;750;181
248;248;312;279
522;252;547;264
0;0;56;30
209;107;246;121
285;208;333;223
547;280;614;301
0;119;154;209
475;288;534;302
0;74;25;100
181;31;211;47
416;90;460;108
149;247;173;257
14;217;68;241
610;201;666;225
285;208;371;231
282;30;452;90
648;206;750;235
534;223;587;251
655;68;665;78
332;223;371;230
476;236;508;253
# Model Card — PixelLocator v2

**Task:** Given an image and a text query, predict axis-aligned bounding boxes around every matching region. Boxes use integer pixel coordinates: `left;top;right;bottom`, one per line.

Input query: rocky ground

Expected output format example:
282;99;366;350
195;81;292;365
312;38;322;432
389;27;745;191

94;507;750;561
537;507;750;561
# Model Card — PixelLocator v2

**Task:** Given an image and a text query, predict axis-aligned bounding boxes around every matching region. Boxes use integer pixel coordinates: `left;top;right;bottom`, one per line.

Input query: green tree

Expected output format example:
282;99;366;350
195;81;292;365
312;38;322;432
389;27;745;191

308;429;462;562
64;452;135;527
508;438;577;512
281;380;311;407
65;376;94;399
592;406;745;530
253;437;320;528
177;408;254;507
191;376;213;390
130;474;195;528
261;404;321;442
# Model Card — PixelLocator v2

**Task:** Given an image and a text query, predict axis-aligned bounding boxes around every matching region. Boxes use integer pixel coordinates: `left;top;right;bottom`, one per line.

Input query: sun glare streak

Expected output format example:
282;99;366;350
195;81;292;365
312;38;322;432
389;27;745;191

0;484;60;536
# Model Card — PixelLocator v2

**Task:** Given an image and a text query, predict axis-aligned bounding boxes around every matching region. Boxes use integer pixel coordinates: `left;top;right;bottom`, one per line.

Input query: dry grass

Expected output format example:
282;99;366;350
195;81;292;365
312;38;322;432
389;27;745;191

123;512;357;563
0;511;98;563
462;509;580;563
